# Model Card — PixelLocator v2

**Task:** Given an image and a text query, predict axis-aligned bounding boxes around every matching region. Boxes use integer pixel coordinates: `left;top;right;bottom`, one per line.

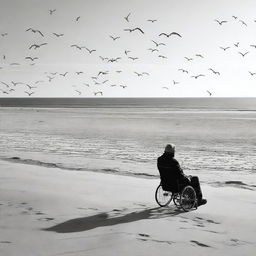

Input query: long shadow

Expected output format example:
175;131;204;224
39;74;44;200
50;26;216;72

43;206;184;233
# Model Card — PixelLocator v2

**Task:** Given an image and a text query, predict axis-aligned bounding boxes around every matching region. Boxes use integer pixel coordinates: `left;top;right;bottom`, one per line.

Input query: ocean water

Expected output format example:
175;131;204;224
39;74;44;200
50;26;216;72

0;98;256;187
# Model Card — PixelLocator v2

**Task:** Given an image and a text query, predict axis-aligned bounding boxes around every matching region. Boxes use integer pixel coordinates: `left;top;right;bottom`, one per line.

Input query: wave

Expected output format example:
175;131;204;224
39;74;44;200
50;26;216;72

1;157;158;179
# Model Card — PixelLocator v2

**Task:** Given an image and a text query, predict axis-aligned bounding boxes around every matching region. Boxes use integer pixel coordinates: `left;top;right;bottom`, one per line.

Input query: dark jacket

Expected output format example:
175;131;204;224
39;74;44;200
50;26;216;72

157;152;188;191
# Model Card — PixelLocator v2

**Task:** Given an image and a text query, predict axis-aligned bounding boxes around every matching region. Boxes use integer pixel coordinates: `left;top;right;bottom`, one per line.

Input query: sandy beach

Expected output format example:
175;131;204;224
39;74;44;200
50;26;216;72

1;159;256;256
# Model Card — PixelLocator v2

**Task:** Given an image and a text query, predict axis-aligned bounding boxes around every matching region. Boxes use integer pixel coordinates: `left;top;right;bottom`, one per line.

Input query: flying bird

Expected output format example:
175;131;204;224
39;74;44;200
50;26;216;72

25;84;37;90
191;74;205;79
1;33;8;37
47;76;54;82
11;81;23;86
75;90;81;95
220;46;230;51
215;19;228;25
234;42;239;47
109;35;120;41
86;47;96;54
75;16;81;22
0;89;9;94
159;32;182;38
124;50;131;55
250;44;256;48
209;68;220;75
195;54;204;58
98;71;109;76
76;71;83;75
99;56;108;61
53;33;64;37
108;57;121;62
119;85;127;89
239;20;247;26
238;51;249;57
70;44;85;50
232;15;238;19
173;80;179;85
49;9;56;15
158;55;167;59
184;57;193;61
1;81;10;87
128;56;139;61
124;27;144;34
147;19;157;23
178;69;188;73
29;43;47;50
59;72;68;77
162;87;169;90
249;71;256;76
124;13;131;22
148;48;159;52
206;90;212;96
94;91;103;96
25;57;38;61
24;91;35;96
26;28;44;37
151;40;166;47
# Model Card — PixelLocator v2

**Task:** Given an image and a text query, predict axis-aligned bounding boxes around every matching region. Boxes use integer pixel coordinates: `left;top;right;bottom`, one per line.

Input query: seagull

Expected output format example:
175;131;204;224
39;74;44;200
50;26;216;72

178;69;188;73
158;55;167;59
76;71;83;75
83;83;90;87
11;81;23;86
35;80;44;84
75;16;80;22
108;57;121;62
3;55;6;60
25;84;37;90
94;91;103;96
116;70;122;73
0;89;9;94
1;33;8;37
206;90;212;96
102;80;109;84
99;56;108;61
151;40;166;47
98;71;109;76
134;72;143;76
173;80;179;85
49;9;56;15
47;76;54;82
162;87;169;90
128;56;138;61
184;57;193;61
147;19;157;23
59;72;68;77
234;42;239;47
238;51;249;57
110;84;117;87
50;72;58;75
142;72;150;76
29;43;47;50
195;54;204;58
159;32;182;38
209;68;220;75
86;47;96;54
124;50;131;55
109;35;120;41
25;57;38;61
119;85;127;89
232;15;238;19
124;13;131;22
24;91;35;96
1;81;10;87
215;19;228;25
26;28;44;37
124;27;144;34
75;90;81;95
220;46;230;51
239;20;247;26
70;44;85;50
191;74;205;79
249;71;256;76
148;48;159;52
53;33;64;37
250;44;256;48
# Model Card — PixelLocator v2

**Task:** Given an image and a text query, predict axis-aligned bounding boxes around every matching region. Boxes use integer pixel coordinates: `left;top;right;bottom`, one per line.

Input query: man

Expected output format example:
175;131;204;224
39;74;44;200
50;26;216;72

157;144;207;206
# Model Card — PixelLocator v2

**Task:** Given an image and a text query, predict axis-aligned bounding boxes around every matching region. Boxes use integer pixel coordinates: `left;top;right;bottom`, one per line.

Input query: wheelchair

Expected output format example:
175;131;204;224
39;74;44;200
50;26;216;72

155;181;198;212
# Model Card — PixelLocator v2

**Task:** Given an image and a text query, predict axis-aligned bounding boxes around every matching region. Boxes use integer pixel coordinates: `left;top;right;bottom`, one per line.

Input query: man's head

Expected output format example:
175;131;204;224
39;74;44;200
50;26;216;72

164;144;175;155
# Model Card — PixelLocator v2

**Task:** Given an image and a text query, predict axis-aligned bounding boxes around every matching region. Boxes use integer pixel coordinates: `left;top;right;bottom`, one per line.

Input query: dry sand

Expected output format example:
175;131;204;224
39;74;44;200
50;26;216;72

0;159;255;256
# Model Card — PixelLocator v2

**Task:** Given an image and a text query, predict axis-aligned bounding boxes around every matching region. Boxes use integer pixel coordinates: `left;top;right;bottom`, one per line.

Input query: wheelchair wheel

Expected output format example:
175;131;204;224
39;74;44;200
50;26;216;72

172;193;180;206
155;184;173;207
179;186;197;211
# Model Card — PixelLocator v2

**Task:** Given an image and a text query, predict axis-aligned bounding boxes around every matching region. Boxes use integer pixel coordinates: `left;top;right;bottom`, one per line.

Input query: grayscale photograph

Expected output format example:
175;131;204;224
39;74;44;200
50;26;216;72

0;0;256;255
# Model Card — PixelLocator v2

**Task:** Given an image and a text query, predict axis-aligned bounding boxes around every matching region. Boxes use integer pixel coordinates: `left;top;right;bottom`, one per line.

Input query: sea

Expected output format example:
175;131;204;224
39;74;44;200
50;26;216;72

0;97;256;187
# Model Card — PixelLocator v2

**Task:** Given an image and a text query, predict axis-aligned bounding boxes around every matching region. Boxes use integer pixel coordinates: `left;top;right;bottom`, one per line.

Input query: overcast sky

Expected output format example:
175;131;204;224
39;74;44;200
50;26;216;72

0;0;256;97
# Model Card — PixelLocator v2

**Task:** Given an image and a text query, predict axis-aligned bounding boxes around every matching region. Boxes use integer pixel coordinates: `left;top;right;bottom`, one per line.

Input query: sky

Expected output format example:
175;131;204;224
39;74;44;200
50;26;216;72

0;0;256;97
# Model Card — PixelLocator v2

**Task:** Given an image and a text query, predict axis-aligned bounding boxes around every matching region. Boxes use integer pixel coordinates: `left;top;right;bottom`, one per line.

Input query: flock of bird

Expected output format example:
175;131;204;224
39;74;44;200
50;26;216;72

1;9;256;97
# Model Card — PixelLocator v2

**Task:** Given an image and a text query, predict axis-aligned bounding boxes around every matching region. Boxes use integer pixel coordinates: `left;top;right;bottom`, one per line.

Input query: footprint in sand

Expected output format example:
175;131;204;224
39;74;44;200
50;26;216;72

190;240;212;248
0;241;12;244
138;233;150;238
38;217;55;221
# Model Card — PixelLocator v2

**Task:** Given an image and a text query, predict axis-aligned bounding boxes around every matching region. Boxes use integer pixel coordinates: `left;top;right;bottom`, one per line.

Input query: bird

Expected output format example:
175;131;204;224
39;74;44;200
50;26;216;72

124;13;131;22
83;83;90;87
1;81;10;87
159;32;182;38
110;84;117;87
101;80;109;84
11;81;23;86
75;90;81;95
134;72;143;76
232;15;238;19
215;19;227;25
124;50;131;55
124;27;144;34
0;89;9;94
25;57;38;61
234;42;239;47
238;51;249;57
147;19;157;23
128;57;138;61
162;86;169;90
26;28;44;37
142;72;150;76
184;57;193;61
148;48;159;52
10;63;20;65
99;56;108;61
209;68;220;75
158;55;167;59
108;57;121;62
94;91;103;96
75;16;80;22
53;33;64;37
250;44;256;48
151;40;166;47
239;20;247;26
116;70;122;73
1;33;8;37
98;71;109;76
86;47;96;54
178;69;188;73
3;55;6;60
25;84;37;90
49;9;56;15
24;91;35;96
29;43;47;50
35;80;44;84
195;54;204;58
191;74;205;79
249;71;256;76
173;80;179;85
70;44;85;50
47;76;54;82
119;85;127;89
59;72;68;77
206;90;212;96
76;71;83;75
109;35;120;41
220;46;230;51
50;72;57;75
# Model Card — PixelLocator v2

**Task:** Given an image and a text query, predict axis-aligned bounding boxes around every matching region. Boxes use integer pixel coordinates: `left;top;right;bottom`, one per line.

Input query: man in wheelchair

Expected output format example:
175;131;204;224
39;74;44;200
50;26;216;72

157;144;207;207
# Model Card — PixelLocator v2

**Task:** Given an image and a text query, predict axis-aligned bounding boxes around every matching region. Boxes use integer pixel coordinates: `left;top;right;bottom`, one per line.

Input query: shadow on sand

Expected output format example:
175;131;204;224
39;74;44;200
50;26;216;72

43;206;184;233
